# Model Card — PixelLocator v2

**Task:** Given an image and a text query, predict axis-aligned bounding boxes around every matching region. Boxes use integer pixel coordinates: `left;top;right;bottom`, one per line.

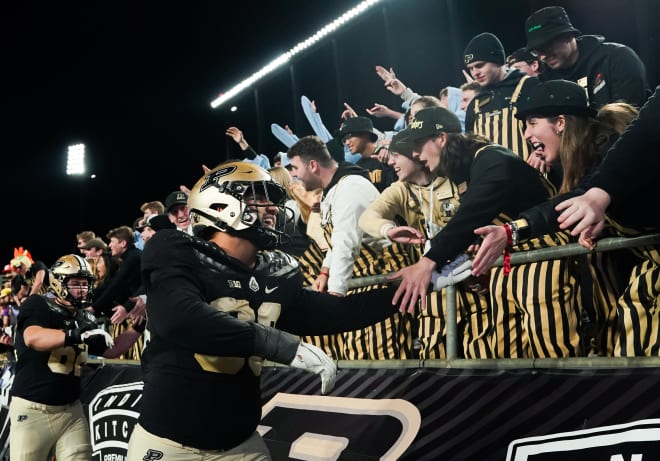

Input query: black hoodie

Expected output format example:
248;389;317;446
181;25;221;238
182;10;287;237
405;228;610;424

540;35;649;109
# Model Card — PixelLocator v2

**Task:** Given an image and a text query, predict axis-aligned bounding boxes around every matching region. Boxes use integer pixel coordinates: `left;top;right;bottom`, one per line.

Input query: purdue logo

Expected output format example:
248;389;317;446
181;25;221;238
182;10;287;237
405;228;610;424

464;53;474;64
200;165;237;192
142;449;164;460
259;393;420;460
409;120;424;130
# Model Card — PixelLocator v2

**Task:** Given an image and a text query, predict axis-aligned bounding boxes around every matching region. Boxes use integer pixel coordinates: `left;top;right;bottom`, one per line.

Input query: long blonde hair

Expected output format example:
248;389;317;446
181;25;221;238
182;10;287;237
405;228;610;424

555;102;637;193
596;102;639;135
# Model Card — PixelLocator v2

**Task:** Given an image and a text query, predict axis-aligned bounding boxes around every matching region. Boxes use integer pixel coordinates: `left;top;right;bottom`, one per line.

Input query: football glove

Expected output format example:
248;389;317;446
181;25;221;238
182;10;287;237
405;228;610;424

290;341;337;395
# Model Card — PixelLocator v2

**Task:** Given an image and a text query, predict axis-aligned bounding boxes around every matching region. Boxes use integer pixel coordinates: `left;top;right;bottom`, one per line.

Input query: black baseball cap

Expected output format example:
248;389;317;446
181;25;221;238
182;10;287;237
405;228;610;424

399;107;463;142
165;191;188;212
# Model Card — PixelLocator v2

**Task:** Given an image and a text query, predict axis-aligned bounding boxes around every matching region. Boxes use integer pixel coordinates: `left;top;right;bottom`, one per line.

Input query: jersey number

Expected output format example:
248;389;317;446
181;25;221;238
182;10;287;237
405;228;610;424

48;346;86;376
194;298;282;376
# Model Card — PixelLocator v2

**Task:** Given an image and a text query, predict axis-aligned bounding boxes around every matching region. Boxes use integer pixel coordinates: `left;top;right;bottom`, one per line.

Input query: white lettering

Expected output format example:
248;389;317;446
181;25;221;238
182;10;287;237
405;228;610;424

103;454;125;461
610;455;643;461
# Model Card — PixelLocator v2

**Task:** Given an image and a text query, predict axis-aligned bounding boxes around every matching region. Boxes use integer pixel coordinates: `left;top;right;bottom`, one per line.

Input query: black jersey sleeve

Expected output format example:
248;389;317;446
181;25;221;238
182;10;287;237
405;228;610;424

278;286;398;336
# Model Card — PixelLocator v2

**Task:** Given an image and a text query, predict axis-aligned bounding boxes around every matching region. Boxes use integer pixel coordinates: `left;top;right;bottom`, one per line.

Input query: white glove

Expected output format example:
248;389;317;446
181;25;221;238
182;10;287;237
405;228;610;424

431;254;473;291
81;328;115;348
289;342;337;394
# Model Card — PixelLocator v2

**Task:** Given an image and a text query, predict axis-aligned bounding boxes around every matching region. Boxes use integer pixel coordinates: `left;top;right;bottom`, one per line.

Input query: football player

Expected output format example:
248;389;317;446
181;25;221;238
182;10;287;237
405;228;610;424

9;254;142;460
127;161;401;459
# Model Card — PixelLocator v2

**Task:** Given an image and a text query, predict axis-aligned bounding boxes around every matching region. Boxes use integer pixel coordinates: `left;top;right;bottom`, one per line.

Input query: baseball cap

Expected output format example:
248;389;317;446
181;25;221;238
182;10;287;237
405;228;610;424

507;47;538;66
525;6;580;51
515;79;596;120
338;116;379;142
464;32;506;66
137;214;176;232
165;191;188;212
0;288;11;298
82;238;108;251
400;107;463;142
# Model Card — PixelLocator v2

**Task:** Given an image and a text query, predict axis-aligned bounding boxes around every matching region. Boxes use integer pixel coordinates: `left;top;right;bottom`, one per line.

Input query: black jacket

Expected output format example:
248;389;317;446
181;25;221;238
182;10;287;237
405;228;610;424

539;35;649;109
590;84;660;230
425;144;553;266
92;246;142;316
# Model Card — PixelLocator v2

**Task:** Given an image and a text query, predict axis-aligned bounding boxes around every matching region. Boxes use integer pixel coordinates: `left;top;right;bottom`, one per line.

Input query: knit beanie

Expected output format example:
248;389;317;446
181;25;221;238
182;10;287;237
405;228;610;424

464;32;505;66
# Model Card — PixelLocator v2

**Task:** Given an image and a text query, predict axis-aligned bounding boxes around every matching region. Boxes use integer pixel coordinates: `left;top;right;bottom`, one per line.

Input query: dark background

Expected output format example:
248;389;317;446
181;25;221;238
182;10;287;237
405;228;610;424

4;0;659;266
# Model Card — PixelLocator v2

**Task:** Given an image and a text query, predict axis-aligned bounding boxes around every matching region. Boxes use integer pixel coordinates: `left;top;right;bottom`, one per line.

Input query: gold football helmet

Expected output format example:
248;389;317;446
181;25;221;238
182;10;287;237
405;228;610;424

49;254;94;308
188;161;287;249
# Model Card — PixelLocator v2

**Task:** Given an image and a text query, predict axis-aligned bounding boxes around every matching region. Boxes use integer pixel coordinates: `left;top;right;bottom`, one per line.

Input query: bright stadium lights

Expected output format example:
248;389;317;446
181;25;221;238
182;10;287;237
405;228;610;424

66;143;86;176
210;0;383;109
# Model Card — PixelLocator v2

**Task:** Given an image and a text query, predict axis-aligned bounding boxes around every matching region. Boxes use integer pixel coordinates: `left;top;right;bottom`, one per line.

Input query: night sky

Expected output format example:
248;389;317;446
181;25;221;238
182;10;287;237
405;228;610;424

4;1;658;266
3;1;360;265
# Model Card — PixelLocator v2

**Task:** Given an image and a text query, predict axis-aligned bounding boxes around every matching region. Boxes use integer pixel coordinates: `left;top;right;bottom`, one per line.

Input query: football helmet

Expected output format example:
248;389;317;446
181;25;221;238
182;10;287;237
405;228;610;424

188;161;288;249
49;254;95;308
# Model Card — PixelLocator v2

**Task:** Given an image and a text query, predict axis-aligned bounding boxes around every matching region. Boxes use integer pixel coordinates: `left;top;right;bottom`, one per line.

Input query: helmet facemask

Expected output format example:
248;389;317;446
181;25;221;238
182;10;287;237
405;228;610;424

189;163;290;250
49;254;95;309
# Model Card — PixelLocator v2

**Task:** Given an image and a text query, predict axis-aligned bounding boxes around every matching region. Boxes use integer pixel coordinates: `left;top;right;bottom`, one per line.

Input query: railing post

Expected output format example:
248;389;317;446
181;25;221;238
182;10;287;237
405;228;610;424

445;284;458;360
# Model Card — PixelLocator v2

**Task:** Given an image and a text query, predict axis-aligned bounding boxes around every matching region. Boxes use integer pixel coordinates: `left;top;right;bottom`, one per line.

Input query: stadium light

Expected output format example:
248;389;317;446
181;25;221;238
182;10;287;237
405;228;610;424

66;143;86;176
210;0;383;109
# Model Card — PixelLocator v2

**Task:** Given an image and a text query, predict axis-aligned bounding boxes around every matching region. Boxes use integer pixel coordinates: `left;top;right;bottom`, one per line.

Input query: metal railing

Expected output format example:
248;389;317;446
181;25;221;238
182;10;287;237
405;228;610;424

346;233;660;362
84;234;660;370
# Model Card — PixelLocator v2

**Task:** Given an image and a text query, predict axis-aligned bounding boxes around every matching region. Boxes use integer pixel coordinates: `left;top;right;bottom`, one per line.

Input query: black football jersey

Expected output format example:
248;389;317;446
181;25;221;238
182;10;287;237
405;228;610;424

12;295;97;405
138;229;397;450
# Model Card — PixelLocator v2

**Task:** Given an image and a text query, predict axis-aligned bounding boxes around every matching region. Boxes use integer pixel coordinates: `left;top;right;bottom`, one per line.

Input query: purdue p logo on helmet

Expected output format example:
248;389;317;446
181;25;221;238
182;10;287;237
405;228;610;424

187;161;287;249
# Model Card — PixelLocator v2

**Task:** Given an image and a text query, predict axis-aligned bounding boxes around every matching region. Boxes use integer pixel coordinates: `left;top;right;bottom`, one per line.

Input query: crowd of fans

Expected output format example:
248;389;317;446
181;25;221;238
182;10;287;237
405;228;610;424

3;5;658;364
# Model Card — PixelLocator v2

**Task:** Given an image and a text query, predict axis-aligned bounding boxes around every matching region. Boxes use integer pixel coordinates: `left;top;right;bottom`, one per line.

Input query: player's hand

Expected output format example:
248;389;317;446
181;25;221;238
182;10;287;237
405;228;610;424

290;342;337;394
81;328;115;349
431;257;473;290
65;324;114;352
64;322;97;346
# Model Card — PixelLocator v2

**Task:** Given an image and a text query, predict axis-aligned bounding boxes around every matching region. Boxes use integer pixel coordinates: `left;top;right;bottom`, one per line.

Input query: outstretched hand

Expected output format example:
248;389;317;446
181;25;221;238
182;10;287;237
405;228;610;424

375;66;406;96
225;126;244;144
375;65;395;82
341;102;358;120
366;102;400;120
471;225;507;276
386;226;426;245
389;257;436;313
555;188;610;249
